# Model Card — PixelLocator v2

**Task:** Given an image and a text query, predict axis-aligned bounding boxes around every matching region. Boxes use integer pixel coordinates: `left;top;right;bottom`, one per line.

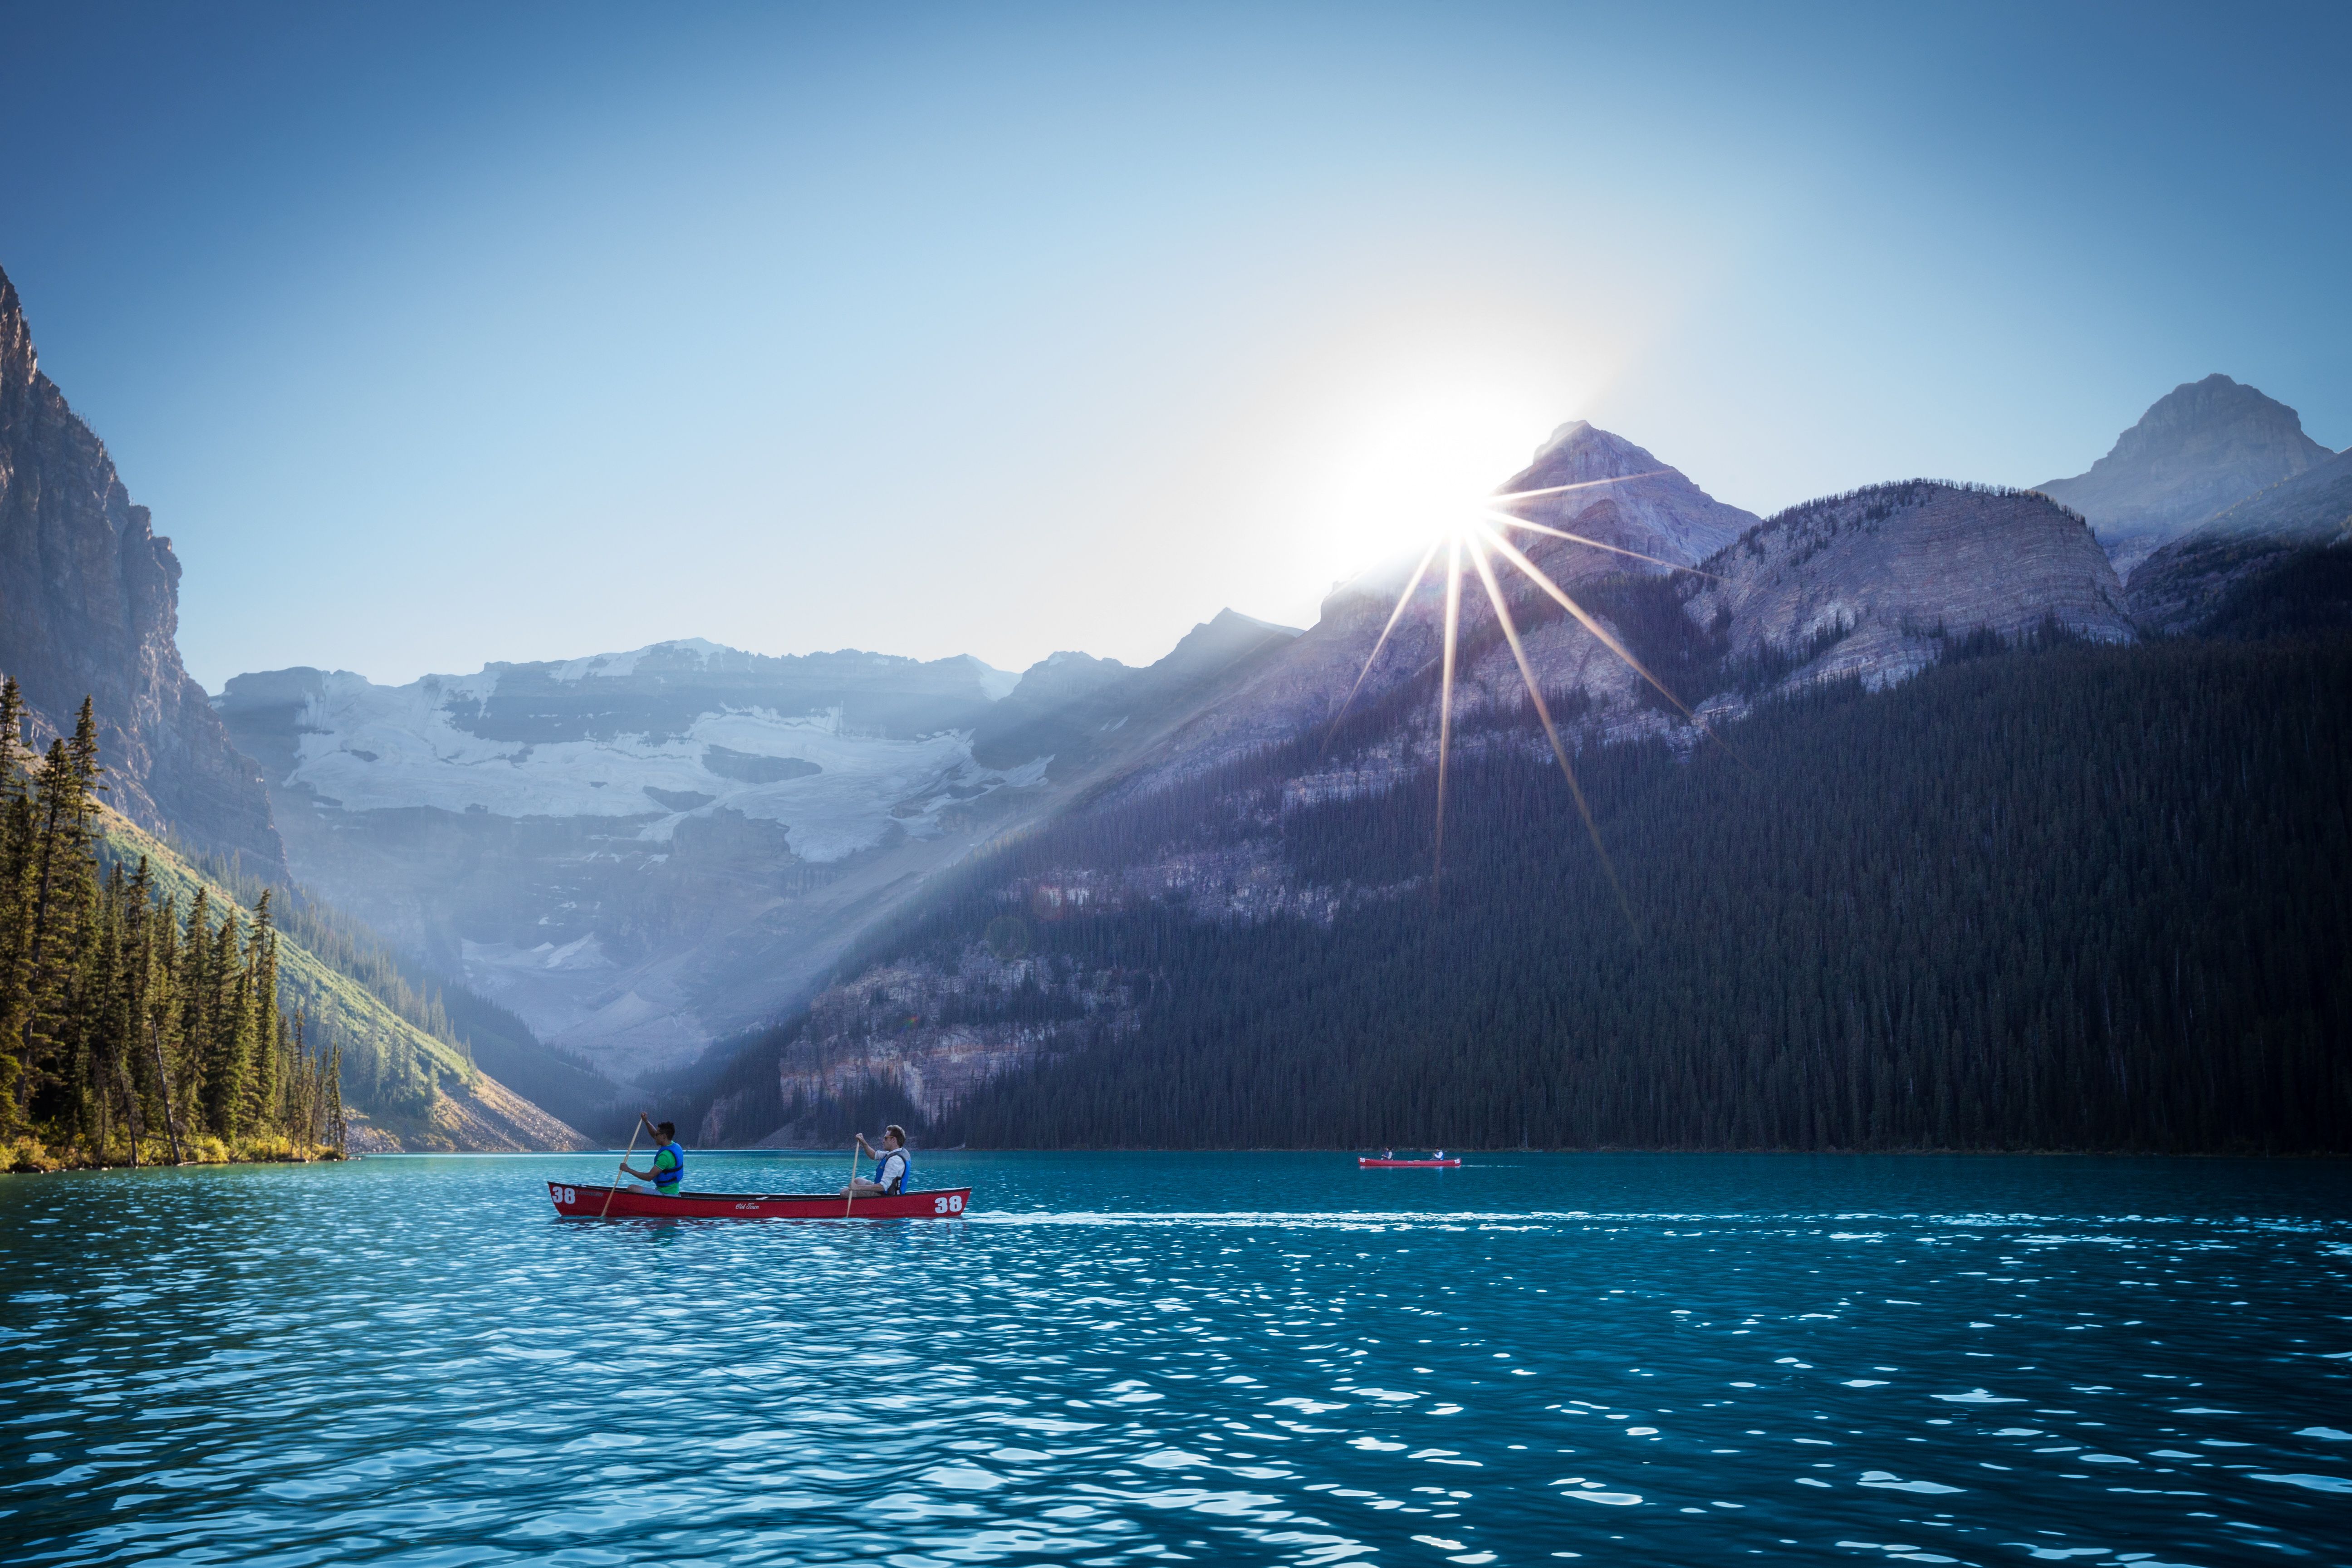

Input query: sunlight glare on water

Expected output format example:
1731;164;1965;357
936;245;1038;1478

5;1153;2349;1566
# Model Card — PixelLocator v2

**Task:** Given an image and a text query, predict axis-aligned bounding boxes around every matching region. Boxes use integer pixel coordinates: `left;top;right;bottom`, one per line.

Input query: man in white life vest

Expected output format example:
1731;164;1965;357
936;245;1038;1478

841;1124;911;1197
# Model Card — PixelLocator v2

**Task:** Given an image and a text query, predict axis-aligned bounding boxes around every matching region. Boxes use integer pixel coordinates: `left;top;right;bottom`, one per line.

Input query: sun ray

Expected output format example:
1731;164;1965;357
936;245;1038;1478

1324;448;1736;915
1482;511;1724;580
1433;533;1463;886
1485;469;1677;505
1473;519;1705;726
1463;532;1634;926
1321;537;1443;754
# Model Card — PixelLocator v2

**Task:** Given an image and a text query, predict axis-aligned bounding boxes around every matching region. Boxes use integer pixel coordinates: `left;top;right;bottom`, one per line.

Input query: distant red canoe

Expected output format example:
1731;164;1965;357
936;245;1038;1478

549;1181;973;1220
1358;1156;1461;1168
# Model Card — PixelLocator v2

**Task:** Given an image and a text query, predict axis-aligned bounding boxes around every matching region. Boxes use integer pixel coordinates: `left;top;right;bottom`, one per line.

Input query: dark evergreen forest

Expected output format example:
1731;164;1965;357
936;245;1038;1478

786;630;2351;1152
0;682;341;1167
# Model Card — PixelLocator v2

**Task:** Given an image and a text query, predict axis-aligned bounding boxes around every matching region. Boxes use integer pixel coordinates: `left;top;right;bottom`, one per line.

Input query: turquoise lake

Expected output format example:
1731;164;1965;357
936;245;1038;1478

5;1152;2349;1566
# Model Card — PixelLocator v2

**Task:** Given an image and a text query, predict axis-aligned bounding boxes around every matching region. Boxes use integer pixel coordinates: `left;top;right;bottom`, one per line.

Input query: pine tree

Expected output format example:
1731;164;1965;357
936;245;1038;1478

19;739;96;1116
177;886;211;1128
244;890;280;1134
0;679;36;1127
202;904;250;1140
326;1033;345;1156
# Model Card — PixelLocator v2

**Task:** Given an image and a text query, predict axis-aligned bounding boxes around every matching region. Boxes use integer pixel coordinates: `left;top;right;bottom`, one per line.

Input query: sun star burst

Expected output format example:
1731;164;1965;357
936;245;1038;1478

1322;471;1724;914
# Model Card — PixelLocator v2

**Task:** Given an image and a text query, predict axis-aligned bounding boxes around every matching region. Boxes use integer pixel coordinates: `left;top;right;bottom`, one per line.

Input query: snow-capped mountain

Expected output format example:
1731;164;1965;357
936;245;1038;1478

215;624;1295;1079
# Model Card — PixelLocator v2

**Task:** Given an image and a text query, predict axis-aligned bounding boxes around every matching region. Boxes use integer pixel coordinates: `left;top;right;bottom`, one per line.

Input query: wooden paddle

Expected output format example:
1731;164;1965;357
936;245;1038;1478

600;1115;644;1220
844;1139;858;1219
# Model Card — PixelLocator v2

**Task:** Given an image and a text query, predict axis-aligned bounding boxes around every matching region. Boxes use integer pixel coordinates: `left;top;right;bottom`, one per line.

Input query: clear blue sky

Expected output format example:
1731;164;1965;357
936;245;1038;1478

3;1;2345;688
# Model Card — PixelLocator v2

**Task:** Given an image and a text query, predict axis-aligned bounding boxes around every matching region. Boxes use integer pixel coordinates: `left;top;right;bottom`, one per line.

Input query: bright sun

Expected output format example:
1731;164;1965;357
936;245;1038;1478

1303;383;1718;913
1317;387;1559;583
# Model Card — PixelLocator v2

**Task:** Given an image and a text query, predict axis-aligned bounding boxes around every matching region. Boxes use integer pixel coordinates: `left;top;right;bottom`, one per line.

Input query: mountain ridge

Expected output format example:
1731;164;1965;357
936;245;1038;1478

670;457;2151;1145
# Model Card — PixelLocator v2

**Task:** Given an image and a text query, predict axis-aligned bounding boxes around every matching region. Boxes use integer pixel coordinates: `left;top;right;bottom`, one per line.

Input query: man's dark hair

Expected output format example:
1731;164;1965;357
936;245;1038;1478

657;1122;676;1140
884;1124;907;1143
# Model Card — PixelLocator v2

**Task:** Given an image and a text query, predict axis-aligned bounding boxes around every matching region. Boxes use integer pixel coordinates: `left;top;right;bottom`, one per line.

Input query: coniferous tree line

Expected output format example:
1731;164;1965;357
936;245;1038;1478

177;845;627;1138
684;629;2349;1152
0;681;343;1169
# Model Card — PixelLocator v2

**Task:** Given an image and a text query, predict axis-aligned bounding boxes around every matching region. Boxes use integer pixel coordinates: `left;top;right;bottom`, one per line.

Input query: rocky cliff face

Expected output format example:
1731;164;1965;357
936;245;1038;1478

2039;374;2337;572
732;951;1142;1147
0;265;281;866
1689;481;2132;689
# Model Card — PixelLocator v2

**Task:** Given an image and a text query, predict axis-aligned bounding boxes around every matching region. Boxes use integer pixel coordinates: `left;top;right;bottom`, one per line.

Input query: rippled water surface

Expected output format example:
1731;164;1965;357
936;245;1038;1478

6;1153;2350;1566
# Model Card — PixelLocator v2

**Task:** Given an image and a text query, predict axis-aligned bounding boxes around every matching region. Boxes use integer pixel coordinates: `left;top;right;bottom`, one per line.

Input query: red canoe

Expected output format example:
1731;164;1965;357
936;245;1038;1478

1358;1156;1461;1168
548;1180;973;1220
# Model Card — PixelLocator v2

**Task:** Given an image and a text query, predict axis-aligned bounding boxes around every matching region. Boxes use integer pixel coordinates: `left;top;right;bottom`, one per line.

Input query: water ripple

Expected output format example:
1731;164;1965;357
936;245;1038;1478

4;1152;2348;1565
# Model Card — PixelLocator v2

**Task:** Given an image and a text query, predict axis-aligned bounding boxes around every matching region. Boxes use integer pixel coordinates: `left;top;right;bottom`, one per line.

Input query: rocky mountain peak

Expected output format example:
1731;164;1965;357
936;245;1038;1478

1494;419;1759;572
1508;419;1659;486
2038;374;2337;572
2116;372;2314;449
1006;649;1129;706
0;263;282;866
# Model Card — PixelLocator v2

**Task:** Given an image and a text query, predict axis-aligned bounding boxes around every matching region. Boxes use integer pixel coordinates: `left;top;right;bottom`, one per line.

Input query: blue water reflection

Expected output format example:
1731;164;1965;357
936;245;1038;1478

5;1152;2348;1565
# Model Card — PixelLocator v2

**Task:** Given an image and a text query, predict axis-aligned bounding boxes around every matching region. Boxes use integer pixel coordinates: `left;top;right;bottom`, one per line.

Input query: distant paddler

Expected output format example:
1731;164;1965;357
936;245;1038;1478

840;1124;911;1197
618;1113;686;1196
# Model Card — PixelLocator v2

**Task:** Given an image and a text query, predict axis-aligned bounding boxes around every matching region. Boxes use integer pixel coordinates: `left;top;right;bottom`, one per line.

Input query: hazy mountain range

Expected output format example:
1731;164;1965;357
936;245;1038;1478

212;614;1298;1083
3;255;2343;1148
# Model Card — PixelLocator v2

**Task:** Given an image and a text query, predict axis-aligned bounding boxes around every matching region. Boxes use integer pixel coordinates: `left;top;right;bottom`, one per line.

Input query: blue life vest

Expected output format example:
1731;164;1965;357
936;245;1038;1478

872;1147;910;1195
651;1141;685;1192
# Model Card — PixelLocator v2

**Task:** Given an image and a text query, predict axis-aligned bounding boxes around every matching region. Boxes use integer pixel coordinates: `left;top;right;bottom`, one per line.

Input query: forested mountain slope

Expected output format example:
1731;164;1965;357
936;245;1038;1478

683;627;2350;1153
2126;453;2352;638
671;478;2176;1147
176;841;628;1142
1;682;587;1166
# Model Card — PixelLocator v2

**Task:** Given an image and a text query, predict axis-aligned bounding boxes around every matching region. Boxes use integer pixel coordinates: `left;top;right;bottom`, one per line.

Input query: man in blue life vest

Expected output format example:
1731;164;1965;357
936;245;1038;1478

840;1124;911;1197
619;1113;686;1196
